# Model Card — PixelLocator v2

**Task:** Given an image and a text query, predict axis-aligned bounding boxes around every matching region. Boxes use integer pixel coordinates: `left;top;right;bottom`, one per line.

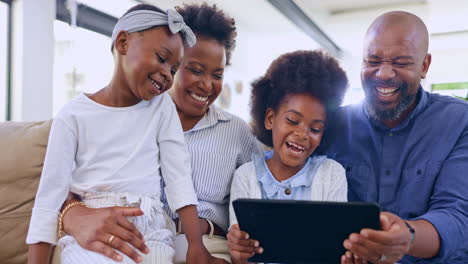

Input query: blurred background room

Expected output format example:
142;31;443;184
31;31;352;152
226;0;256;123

0;0;467;122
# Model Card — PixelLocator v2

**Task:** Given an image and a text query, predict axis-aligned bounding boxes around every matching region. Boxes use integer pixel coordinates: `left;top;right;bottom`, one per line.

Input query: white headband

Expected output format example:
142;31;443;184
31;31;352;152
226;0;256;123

111;9;196;47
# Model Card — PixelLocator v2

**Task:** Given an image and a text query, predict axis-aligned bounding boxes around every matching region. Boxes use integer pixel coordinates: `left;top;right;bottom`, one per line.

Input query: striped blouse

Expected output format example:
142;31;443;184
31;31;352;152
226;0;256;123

161;104;262;231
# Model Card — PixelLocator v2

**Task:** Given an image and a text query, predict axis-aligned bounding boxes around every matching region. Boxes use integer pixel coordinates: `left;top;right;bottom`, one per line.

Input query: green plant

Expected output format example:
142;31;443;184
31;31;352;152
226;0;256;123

455;94;468;101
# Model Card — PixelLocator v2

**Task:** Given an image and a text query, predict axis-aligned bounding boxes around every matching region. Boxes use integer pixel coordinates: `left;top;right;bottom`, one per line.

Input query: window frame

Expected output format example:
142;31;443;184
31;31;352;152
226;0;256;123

56;0;117;37
1;0;12;120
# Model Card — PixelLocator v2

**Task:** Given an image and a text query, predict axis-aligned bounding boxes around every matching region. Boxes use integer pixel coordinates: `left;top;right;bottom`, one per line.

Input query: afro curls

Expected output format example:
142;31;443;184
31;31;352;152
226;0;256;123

176;3;237;66
250;50;348;147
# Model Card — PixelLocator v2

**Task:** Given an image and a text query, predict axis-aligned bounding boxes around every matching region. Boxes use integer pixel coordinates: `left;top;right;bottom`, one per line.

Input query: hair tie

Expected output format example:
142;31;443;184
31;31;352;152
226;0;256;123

111;9;196;47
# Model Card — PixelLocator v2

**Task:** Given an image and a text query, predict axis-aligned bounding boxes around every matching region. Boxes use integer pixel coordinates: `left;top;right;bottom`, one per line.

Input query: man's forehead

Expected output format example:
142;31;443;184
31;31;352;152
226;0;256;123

364;11;429;55
366;23;418;43
364;26;424;57
365;35;416;54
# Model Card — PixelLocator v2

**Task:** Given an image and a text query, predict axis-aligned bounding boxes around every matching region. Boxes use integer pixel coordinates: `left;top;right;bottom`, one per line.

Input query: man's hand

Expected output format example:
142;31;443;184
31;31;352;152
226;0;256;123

63;204;148;263
227;224;263;264
343;212;412;263
341;250;368;264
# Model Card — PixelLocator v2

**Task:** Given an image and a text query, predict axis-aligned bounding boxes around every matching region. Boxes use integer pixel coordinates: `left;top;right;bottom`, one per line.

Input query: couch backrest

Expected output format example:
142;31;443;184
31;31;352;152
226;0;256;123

0;120;52;264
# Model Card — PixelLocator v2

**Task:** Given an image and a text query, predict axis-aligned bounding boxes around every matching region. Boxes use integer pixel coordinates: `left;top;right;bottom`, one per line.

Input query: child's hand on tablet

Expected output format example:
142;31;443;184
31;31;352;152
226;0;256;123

227;224;263;264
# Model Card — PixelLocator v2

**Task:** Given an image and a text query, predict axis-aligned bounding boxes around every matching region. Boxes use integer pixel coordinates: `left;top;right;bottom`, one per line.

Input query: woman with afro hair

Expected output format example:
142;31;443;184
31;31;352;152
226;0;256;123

59;3;260;264
227;50;352;264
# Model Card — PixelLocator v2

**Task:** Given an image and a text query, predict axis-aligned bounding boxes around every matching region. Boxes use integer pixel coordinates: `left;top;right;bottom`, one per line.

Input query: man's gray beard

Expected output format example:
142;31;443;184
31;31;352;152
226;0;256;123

366;92;417;122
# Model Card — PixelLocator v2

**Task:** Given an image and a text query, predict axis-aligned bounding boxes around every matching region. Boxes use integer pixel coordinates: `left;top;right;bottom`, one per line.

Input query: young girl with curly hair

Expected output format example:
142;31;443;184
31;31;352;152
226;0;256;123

227;50;351;264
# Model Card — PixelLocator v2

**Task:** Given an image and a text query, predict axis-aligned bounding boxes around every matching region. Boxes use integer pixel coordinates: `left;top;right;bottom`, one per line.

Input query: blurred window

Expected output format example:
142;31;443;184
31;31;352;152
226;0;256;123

0;1;9;121
53;1;137;114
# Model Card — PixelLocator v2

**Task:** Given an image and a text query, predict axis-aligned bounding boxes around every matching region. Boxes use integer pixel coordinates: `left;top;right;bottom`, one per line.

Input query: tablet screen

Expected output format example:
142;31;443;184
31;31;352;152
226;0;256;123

233;199;380;264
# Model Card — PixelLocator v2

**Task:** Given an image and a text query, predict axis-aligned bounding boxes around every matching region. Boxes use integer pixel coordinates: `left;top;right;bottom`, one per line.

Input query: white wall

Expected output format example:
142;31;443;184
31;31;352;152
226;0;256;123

425;0;468;97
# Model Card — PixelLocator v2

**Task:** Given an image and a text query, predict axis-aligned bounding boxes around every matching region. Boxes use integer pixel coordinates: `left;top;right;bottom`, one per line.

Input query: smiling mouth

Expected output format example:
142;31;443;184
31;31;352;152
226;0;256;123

286;141;306;155
189;91;209;102
149;77;164;92
375;86;400;98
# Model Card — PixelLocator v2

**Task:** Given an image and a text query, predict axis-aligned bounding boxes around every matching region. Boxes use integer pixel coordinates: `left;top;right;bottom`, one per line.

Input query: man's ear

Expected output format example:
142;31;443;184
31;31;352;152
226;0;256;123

264;108;275;131
114;31;129;55
421;53;432;79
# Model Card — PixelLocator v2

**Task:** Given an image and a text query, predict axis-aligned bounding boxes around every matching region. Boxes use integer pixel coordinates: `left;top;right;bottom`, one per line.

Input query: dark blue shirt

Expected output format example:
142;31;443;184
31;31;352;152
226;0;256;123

320;88;468;263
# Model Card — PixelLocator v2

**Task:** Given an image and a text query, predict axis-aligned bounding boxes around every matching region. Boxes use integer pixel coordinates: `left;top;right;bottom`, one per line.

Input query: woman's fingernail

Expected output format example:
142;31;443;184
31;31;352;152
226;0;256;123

137;256;143;263
144;247;150;254
254;241;259;247
115;255;123;261
245;234;249;239
259;247;264;254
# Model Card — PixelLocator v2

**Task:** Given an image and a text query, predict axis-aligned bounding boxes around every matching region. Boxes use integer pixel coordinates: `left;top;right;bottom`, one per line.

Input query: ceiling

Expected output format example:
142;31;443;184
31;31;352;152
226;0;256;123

74;0;466;57
75;0;430;34
295;0;427;14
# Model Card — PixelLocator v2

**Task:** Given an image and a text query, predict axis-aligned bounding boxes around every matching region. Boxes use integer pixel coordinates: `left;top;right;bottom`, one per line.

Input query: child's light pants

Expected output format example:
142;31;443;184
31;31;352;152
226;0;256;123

58;192;176;264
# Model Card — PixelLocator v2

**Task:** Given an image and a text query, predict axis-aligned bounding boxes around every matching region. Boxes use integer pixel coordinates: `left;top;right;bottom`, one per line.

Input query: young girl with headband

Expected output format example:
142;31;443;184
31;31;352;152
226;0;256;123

26;4;213;264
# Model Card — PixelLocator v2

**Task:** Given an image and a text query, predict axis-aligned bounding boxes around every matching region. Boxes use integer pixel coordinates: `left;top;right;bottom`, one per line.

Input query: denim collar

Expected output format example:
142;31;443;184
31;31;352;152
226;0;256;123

253;151;326;199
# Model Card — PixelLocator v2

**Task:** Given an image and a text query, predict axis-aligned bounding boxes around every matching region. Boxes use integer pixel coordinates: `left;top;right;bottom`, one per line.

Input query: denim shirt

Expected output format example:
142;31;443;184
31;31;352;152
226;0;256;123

253;151;326;201
320;88;468;263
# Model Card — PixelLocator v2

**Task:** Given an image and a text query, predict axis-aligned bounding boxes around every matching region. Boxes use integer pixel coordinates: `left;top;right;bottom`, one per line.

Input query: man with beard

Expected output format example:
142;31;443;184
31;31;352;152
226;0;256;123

320;11;468;264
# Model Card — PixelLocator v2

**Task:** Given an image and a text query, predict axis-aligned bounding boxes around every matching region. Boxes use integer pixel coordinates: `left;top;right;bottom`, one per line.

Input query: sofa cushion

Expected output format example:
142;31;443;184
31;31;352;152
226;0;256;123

0;120;52;264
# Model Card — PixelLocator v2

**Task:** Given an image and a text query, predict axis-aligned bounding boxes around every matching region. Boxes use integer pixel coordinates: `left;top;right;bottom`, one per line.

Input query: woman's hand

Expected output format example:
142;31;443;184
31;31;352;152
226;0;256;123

227;224;263;264
63;204;148;263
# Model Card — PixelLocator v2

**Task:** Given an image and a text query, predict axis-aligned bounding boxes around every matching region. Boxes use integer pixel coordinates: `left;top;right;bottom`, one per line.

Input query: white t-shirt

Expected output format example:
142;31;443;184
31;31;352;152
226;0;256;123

27;93;198;244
